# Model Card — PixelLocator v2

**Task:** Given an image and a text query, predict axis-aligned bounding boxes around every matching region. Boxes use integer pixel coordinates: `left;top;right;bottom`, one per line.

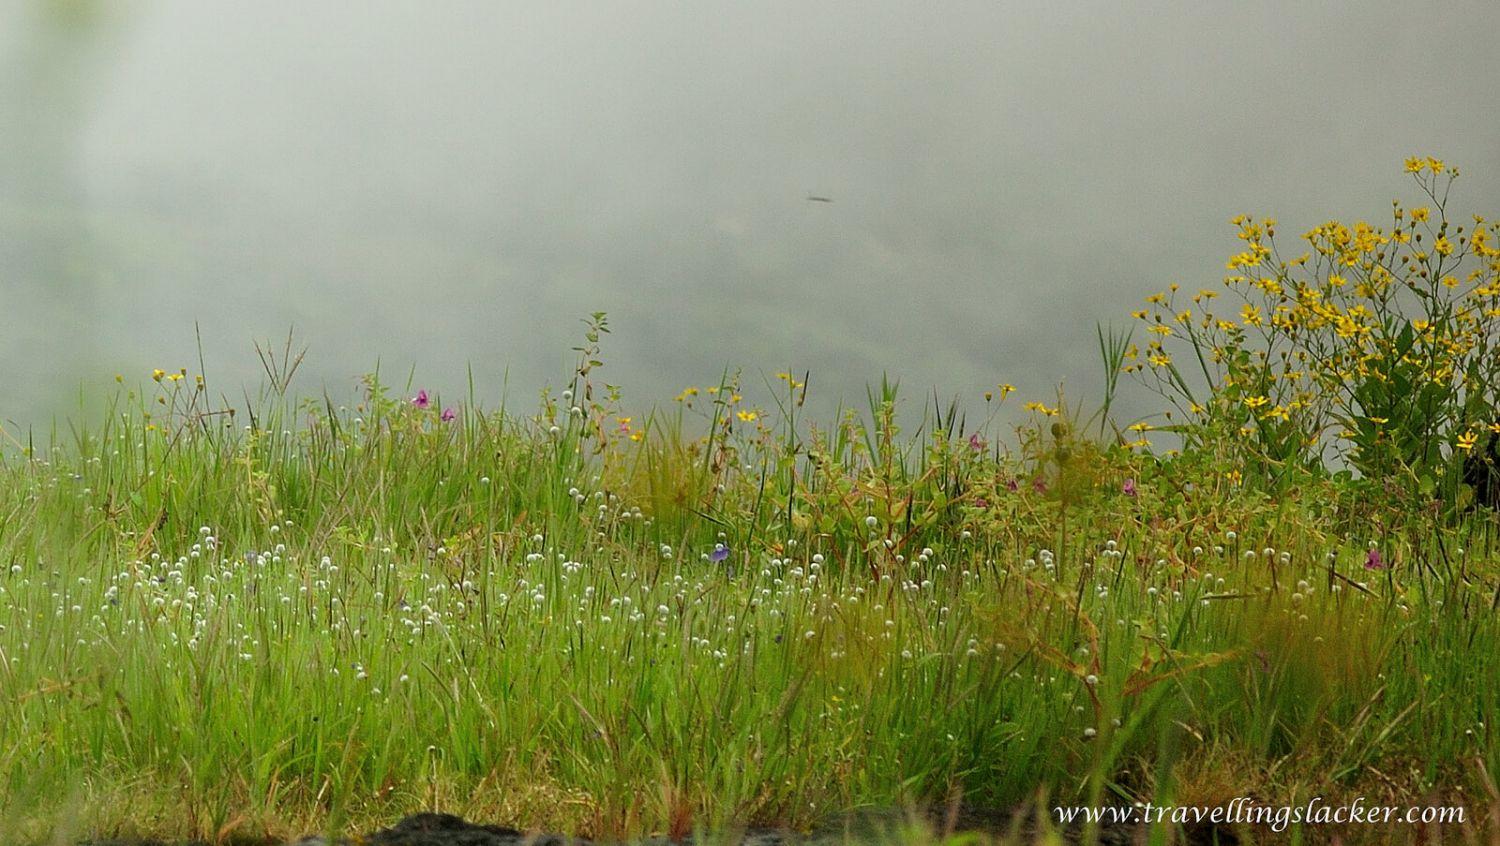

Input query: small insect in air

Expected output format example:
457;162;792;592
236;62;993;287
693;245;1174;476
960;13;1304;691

805;194;834;203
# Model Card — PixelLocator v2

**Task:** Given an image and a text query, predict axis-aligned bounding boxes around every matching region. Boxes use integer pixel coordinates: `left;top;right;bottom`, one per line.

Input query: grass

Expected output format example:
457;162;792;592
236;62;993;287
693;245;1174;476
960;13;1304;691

0;342;1498;845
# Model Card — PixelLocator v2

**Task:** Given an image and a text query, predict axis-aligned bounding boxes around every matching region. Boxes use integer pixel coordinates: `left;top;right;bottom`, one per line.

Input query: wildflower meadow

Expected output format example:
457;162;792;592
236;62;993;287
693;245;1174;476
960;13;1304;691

2;164;1499;844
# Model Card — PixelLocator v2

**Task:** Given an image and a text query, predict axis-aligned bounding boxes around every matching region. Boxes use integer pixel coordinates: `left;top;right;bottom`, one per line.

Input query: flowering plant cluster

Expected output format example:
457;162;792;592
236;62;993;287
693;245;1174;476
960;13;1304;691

1128;159;1500;500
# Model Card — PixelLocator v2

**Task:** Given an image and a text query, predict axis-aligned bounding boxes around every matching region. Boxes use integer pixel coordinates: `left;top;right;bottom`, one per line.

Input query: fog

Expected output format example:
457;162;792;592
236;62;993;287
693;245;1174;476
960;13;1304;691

4;0;1498;431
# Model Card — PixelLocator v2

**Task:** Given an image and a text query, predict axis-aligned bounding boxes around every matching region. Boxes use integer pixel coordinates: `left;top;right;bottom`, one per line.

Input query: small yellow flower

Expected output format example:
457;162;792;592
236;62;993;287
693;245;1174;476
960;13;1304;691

1404;156;1424;173
151;369;165;382
1410;207;1430;223
736;409;758;422
1488;422;1500;434
1457;431;1478;452
1434;236;1453;257
1243;395;1270;409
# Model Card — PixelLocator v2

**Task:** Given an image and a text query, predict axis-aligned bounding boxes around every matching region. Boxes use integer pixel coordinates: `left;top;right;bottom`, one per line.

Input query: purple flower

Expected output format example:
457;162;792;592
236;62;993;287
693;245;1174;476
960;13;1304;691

974;497;989;508
1032;477;1047;494
1364;548;1386;570
1122;478;1138;497
441;407;456;422
968;432;986;451
1005;478;1019;493
413;389;430;409
710;545;730;563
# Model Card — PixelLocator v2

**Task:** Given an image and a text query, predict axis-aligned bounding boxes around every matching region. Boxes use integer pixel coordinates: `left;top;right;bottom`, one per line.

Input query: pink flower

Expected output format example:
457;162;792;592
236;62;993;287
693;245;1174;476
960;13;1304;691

1364;548;1386;570
968;432;986;451
1032;477;1047;494
1122;478;1138;497
413;390;430;409
441;407;456;422
1005;478;1020;492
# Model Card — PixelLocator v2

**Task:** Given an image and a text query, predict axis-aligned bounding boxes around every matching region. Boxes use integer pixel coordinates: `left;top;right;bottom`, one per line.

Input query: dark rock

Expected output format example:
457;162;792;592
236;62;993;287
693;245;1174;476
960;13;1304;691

288;813;548;846
1464;432;1500;510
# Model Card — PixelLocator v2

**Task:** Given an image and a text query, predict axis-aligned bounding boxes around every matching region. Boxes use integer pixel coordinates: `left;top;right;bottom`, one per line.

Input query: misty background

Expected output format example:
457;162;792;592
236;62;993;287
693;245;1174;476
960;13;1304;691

4;0;1499;432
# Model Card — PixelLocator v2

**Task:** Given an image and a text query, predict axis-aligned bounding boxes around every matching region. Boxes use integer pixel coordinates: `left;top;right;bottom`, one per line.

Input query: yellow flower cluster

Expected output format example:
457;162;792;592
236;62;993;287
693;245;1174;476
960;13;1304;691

1127;159;1500;473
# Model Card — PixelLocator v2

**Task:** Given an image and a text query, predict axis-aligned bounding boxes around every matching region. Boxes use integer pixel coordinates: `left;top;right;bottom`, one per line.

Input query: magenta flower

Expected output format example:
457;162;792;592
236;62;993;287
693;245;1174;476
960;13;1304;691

1032;477;1047;494
1364;548;1386;570
413;389;430;409
441;407;456;422
968;432;986;451
1005;478;1020;493
1122;478;1138;497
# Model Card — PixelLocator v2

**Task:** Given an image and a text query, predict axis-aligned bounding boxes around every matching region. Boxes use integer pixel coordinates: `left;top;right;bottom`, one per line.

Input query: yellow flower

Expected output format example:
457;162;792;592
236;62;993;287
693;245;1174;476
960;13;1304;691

1434;236;1453;256
1404;156;1424;173
151;369;165;382
1225;469;1242;485
1427;157;1445;174
1410;207;1430;223
1243;395;1270;409
1456;431;1478;452
736;409;758;422
1489;422;1500;434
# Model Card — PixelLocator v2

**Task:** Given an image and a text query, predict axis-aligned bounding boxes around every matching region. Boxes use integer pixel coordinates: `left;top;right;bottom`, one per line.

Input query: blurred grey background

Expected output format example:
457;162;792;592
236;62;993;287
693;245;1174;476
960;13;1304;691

3;0;1498;430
